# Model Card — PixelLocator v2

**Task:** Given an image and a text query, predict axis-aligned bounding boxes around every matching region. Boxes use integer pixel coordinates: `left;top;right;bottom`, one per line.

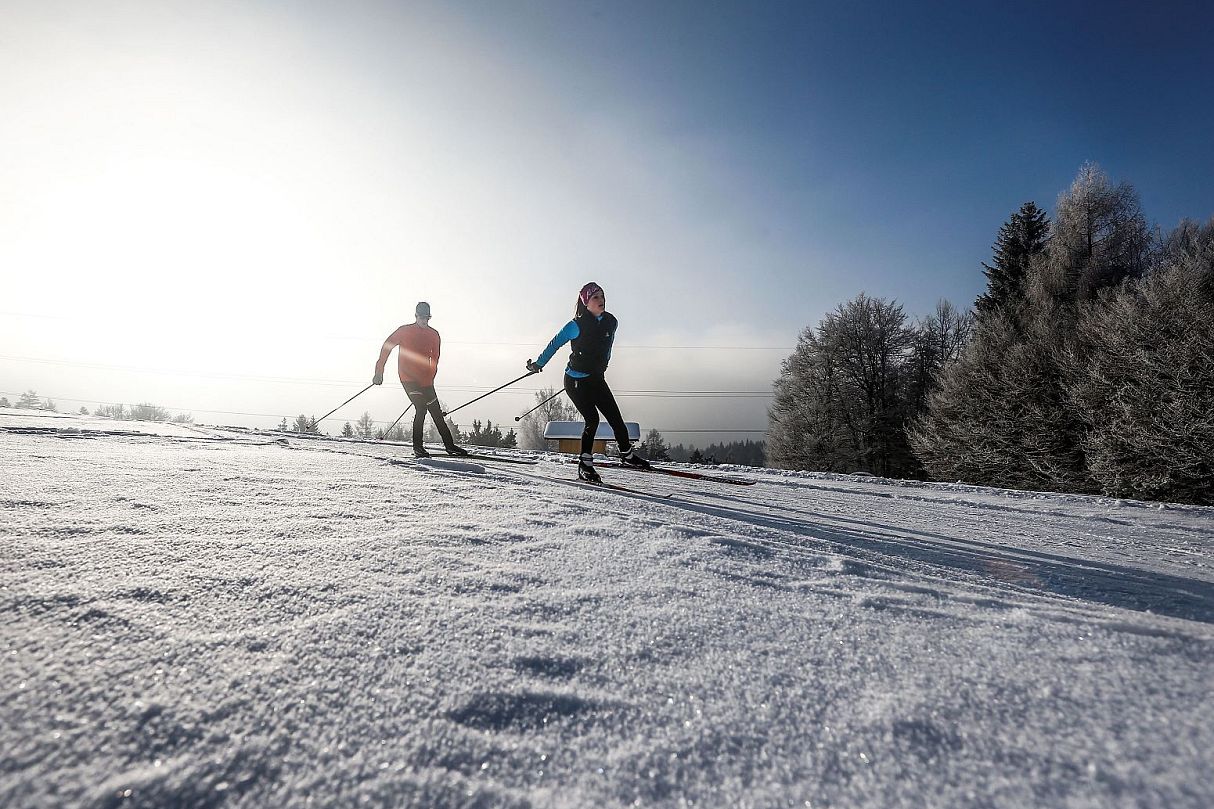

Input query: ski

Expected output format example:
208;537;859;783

417;445;538;464
574;478;674;498
455;452;537;465
583;460;756;486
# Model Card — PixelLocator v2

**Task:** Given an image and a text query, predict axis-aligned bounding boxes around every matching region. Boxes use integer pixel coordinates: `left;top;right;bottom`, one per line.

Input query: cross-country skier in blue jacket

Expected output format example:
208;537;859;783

527;281;651;483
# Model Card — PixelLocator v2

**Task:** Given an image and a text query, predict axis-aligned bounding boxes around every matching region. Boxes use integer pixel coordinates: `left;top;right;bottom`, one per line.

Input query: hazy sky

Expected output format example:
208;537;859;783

3;0;1212;443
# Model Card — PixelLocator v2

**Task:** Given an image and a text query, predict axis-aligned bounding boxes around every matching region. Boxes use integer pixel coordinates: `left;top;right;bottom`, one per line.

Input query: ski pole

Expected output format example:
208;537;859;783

442;370;538;418
382;403;414;436
514;388;564;422
312;383;374;429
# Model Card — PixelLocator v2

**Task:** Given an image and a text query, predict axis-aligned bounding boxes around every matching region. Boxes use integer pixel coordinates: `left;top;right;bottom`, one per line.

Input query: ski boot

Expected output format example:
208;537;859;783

413;445;431;458
577;453;602;483
444;444;469;457
620;448;652;470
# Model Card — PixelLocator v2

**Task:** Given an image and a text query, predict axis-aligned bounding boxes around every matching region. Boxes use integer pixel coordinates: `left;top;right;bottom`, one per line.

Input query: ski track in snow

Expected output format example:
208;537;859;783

2;409;1213;809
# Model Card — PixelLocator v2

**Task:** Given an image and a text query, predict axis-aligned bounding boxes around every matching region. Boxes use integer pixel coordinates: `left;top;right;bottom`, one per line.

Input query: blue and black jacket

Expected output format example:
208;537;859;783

535;309;617;378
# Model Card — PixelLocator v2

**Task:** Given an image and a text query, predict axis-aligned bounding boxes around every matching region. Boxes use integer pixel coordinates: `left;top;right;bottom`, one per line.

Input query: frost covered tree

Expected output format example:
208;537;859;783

129;403;170;421
768;294;915;476
912;164;1154;493
341;422;354;438
17;390;41;409
1036;162;1151;304
0;397;9;407
516;387;578;451
975;202;1051;316
905;299;973;413
354;411;377;439
1062;218;1214;504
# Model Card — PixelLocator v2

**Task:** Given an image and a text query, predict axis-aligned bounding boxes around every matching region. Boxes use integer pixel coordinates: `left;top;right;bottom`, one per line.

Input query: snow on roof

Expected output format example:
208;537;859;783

542;419;641;441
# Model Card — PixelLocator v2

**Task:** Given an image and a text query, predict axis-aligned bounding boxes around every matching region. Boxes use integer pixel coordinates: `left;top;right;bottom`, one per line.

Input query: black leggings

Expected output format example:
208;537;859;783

563;373;633;457
402;383;456;448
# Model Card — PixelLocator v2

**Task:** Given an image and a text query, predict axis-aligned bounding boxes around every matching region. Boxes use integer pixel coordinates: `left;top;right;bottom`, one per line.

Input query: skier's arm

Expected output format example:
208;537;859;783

533;320;579;369
431;331;441;372
373;330;399;383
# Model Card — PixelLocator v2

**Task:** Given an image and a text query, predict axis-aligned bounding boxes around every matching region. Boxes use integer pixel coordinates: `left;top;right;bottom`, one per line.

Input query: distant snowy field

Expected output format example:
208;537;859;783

3;408;1213;809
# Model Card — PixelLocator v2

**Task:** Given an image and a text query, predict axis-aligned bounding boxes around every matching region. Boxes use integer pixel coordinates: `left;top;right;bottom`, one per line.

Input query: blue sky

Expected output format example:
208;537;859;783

2;0;1211;441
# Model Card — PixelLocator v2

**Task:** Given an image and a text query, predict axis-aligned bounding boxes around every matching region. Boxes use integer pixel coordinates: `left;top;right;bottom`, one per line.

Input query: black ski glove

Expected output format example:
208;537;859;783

372;373;384;385
526;359;542;373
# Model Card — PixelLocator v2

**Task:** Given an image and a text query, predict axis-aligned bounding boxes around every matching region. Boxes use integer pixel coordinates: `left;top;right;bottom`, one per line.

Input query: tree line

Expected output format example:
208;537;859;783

288;411;519;448
768;163;1213;505
3;390;193;423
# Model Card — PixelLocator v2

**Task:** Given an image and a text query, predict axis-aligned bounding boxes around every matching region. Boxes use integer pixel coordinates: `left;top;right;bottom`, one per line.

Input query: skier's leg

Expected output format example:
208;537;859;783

424;388;463;453
403;382;429;454
591;378;632;452
592;377;650;468
564;374;599;457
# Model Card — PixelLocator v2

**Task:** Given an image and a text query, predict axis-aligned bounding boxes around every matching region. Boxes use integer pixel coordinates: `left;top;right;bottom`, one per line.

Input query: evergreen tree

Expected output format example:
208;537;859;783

912;164;1154;493
975;202;1051;315
0;397;9;408
293;414;320;434
642;429;672;461
355;411;376;439
17;390;40;408
278;417;289;432
341;422;355;438
424;415;462;445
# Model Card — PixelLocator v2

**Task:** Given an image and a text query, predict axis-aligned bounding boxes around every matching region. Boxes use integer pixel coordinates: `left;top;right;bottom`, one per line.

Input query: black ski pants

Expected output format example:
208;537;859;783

563;372;633;457
402;382;456;449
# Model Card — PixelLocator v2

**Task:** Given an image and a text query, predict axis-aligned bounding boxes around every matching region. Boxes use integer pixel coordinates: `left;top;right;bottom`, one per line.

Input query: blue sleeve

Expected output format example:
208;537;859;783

536;320;579;368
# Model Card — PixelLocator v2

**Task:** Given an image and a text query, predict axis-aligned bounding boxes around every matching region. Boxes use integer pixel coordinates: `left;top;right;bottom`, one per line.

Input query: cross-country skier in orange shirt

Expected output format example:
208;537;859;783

372;301;468;458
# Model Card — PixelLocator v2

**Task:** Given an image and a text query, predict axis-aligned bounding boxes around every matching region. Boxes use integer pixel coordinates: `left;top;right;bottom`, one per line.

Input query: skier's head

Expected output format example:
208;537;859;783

415;301;431;320
575;282;605;317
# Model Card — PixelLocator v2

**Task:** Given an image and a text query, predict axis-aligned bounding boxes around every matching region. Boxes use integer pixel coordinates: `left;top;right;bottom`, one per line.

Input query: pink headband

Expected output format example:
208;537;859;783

579;282;603;306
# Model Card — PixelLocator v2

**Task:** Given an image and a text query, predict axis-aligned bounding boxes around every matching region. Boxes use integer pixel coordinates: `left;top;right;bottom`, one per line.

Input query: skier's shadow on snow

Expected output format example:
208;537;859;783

672;496;1214;626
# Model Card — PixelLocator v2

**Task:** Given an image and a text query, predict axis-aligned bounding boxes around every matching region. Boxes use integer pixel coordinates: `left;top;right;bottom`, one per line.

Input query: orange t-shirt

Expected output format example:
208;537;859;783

375;323;441;386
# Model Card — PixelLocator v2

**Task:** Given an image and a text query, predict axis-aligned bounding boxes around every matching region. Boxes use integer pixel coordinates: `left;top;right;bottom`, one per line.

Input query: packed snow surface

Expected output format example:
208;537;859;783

3;409;1213;808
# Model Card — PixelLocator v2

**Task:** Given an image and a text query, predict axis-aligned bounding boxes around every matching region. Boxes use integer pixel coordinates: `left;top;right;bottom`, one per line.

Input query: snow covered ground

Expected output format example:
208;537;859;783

3;407;1213;808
